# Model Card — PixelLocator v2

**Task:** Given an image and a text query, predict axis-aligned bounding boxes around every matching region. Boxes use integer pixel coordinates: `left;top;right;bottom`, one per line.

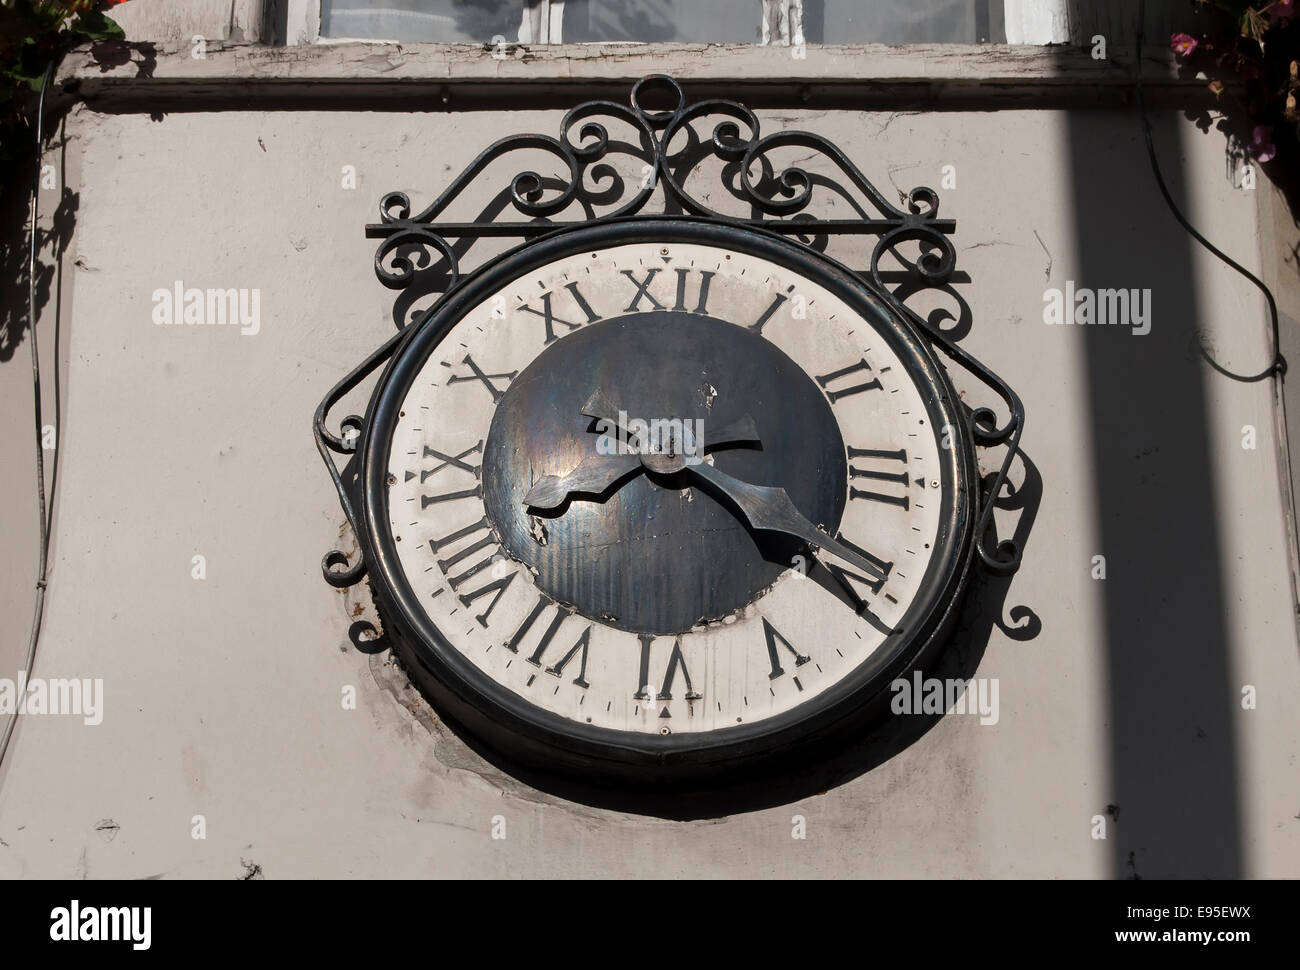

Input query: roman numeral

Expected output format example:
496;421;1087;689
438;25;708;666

420;441;482;483
748;293;788;334
819;532;895;636
539;626;592;688
419;438;483;506
518;282;601;344
822;531;893;599
621;268;717;315
620;269;666;312
420;486;482;508
429;516;490;554
671;268;715;314
434;527;495;589
762;618;809;681
428;514;488;551
505;594;591;688
447;354;517;403
458;571;516;629
634;634;702;707
816;358;882;403
848;446;909;509
428;517;516;627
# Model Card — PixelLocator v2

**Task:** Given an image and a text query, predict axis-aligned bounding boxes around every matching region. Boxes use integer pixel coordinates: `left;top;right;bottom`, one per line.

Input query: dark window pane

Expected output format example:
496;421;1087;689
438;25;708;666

320;1;1007;44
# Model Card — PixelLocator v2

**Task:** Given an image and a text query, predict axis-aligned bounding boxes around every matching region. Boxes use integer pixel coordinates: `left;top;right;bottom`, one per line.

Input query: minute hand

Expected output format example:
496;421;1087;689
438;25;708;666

686;461;879;577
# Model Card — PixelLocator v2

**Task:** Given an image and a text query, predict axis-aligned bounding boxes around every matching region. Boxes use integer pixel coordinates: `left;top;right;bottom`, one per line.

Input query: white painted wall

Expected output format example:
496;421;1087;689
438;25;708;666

0;76;1295;875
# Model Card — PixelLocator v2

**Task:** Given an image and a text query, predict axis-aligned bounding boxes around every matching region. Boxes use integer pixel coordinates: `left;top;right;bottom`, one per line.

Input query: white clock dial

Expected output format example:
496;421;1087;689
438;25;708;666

380;237;953;737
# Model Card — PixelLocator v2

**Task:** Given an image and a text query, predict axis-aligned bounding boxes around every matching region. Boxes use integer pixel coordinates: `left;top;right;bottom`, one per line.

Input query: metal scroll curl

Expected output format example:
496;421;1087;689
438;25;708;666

323;74;1024;586
905;305;1026;576
363;74;961;310
314;328;406;587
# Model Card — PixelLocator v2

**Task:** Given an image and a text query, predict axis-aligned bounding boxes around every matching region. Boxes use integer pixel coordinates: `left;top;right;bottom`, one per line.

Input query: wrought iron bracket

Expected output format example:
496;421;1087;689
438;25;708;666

907;307;1026;575
316;74;1026;586
315;328;404;588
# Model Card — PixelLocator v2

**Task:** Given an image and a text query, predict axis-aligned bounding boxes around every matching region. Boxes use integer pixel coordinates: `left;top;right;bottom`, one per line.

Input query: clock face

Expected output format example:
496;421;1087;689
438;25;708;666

360;220;973;778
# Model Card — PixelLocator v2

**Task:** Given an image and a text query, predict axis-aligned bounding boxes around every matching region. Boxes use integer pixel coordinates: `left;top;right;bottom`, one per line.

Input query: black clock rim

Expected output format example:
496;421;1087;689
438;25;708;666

357;217;976;777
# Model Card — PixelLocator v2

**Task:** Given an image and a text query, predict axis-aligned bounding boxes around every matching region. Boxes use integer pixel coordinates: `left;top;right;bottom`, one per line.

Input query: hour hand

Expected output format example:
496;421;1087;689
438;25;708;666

686;461;882;577
523;453;642;510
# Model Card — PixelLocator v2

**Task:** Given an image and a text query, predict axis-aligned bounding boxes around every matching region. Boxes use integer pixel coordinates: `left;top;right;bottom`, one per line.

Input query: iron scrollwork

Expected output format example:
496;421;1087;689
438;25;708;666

316;74;1025;586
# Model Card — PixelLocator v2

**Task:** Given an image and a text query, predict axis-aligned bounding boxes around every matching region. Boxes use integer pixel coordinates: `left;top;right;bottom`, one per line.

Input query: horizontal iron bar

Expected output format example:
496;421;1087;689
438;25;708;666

365;219;958;238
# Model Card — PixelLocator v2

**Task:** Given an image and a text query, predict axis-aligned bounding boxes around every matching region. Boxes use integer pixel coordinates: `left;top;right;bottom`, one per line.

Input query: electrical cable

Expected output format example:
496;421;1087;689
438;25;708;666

1135;0;1300;615
0;61;55;772
1135;0;1286;383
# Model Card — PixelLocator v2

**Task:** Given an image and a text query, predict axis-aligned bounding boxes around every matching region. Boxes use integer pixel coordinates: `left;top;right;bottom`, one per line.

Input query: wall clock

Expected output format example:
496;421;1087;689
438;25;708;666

316;77;1025;788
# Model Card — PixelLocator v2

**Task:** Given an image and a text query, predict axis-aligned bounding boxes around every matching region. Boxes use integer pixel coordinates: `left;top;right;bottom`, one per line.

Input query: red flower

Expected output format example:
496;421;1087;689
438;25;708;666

1171;32;1199;57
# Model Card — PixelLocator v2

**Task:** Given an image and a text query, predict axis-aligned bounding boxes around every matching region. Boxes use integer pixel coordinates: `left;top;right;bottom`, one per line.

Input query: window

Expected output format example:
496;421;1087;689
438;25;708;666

293;1;1077;47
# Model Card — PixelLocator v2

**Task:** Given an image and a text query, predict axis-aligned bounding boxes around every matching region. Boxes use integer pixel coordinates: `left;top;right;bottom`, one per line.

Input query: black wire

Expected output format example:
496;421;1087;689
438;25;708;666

0;62;55;771
1135;0;1285;383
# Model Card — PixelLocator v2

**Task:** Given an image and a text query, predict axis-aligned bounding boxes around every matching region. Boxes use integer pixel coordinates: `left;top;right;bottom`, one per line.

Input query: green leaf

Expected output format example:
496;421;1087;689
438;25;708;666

72;10;125;43
9;61;54;91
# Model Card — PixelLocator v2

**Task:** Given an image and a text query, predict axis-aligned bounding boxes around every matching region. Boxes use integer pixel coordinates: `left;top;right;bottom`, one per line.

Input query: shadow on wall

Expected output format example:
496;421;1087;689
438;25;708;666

1;38;155;364
0;123;73;799
1059;0;1247;878
0;152;77;366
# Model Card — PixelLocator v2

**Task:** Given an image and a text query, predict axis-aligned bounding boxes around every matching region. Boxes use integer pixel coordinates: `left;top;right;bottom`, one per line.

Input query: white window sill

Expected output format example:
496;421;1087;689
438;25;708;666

57;40;1199;113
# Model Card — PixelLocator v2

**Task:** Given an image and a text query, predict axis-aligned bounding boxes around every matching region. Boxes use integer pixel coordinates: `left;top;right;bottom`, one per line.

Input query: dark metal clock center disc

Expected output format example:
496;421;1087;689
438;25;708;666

482;312;847;635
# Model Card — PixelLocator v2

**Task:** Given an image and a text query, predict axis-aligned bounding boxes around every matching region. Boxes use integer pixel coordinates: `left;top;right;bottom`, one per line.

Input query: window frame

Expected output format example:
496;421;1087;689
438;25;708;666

283;0;1072;48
